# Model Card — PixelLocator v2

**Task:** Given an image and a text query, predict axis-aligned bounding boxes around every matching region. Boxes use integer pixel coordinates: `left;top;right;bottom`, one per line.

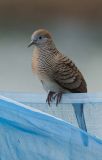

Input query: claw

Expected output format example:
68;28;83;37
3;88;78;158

46;91;62;106
53;92;62;106
46;91;55;106
55;92;62;106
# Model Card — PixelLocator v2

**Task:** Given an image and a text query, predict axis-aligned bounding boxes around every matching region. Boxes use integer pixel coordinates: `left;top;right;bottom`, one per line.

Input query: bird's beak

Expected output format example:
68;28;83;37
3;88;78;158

27;41;34;48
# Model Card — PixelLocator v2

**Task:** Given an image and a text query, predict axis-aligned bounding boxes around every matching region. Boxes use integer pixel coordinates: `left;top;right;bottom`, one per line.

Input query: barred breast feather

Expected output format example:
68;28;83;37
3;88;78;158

32;46;87;93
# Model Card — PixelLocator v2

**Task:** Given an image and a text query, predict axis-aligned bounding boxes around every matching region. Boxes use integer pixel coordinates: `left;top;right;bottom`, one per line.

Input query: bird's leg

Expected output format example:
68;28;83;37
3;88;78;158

54;92;63;106
46;91;55;106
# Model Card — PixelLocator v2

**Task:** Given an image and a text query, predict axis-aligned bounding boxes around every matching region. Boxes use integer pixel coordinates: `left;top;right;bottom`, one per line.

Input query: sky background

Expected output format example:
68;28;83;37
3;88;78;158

0;0;102;93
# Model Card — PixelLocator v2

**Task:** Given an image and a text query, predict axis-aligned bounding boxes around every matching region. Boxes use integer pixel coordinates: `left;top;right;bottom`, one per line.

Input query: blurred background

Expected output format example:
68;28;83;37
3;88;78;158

0;0;102;93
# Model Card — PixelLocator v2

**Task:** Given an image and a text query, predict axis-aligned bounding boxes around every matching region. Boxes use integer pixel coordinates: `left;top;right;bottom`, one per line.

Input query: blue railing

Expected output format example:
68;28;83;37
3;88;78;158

0;92;102;160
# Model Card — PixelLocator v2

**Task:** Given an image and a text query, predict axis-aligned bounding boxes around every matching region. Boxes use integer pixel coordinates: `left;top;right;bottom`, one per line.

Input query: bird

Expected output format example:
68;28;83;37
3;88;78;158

28;29;87;132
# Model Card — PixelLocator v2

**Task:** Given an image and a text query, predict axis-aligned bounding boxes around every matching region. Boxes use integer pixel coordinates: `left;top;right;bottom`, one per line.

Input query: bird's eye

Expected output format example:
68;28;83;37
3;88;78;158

39;36;42;40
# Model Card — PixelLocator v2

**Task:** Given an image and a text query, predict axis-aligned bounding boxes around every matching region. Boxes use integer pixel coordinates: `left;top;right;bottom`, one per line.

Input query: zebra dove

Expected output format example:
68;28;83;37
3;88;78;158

28;29;87;132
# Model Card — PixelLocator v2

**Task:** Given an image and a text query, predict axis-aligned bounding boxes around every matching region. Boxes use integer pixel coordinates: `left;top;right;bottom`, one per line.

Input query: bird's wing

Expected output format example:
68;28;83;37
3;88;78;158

53;54;87;93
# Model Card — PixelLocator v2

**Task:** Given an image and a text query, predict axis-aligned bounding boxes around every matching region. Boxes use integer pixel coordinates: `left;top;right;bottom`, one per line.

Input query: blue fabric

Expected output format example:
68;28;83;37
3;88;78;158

0;96;102;160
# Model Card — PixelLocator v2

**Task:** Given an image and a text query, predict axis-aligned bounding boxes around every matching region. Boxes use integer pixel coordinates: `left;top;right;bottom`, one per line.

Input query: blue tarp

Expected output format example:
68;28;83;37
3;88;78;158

0;96;102;160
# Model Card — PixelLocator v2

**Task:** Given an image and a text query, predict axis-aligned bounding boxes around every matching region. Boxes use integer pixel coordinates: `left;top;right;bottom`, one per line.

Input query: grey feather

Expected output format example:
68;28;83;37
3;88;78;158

73;103;88;146
73;103;87;132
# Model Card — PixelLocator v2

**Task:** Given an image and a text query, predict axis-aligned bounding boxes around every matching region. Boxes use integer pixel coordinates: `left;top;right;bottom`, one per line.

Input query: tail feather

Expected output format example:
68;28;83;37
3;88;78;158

73;103;87;132
72;103;88;146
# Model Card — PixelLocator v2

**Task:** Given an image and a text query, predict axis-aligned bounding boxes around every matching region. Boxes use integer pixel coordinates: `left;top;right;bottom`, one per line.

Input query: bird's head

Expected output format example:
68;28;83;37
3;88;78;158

28;29;53;48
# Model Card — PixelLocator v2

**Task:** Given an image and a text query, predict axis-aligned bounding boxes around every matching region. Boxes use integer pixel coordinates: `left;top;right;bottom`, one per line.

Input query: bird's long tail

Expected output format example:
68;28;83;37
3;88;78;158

73;103;87;132
72;103;88;146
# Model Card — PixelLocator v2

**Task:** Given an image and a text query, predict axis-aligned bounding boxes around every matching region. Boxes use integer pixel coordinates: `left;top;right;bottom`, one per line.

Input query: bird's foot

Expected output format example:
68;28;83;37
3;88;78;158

53;92;62;106
46;91;55;106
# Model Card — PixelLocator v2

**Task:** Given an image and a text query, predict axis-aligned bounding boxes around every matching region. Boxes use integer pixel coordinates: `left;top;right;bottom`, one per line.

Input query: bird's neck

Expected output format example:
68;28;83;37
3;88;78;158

37;43;58;57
